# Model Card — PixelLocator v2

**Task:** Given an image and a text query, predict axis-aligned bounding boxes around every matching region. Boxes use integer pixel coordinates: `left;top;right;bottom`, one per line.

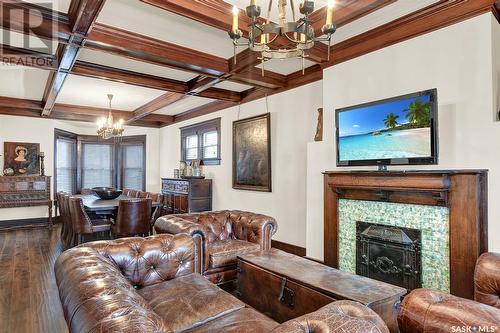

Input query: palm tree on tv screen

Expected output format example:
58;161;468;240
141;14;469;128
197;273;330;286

384;113;399;129
403;98;431;127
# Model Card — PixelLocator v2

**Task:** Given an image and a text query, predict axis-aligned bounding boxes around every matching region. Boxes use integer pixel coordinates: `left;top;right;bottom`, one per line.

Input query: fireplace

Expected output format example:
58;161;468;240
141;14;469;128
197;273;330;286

356;222;422;290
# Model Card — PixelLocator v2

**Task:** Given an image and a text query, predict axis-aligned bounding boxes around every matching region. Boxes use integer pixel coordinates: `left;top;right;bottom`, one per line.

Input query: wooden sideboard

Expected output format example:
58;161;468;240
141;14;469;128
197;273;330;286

0;175;52;227
161;178;212;214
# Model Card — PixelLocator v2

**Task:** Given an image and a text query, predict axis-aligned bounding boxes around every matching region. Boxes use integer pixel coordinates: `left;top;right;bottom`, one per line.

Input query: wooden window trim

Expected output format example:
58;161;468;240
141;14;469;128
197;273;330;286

180;118;221;166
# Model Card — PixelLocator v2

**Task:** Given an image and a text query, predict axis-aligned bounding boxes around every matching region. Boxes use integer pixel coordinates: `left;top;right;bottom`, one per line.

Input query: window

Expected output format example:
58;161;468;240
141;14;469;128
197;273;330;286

119;138;146;191
54;130;147;193
81;143;114;189
54;130;77;194
181;118;221;165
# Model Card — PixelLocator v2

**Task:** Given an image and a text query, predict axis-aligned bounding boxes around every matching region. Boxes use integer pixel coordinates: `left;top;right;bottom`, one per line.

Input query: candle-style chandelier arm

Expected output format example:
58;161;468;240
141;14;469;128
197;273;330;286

228;0;337;74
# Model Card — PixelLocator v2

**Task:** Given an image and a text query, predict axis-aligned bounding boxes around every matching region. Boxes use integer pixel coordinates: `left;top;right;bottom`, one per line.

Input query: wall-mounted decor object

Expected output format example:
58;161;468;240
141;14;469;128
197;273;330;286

314;108;323;142
233;113;271;192
3;142;40;176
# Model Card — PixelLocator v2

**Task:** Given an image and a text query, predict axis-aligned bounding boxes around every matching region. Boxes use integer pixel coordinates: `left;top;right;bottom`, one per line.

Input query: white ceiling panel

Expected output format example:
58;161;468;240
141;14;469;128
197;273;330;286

227;0;331;22
77;48;198;81
330;0;441;45
96;0;237;59
155;96;216;116
0;28;57;55
57;74;165;111
214;81;253;92
0;65;49;100
35;0;71;13
257;57;316;75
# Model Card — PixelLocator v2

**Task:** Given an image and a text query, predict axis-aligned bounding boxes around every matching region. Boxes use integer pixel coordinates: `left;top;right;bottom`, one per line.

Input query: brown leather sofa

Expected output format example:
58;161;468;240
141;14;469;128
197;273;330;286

154;210;277;284
398;252;500;333
55;234;390;333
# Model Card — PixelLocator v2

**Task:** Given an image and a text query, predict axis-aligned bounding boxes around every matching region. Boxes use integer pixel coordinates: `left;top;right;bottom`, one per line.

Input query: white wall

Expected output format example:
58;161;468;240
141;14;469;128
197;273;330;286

306;13;500;259
0;115;160;221
159;82;322;247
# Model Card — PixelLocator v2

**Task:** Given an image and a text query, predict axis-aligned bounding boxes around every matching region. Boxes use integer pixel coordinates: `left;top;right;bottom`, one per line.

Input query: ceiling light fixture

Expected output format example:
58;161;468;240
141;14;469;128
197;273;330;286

229;0;337;75
96;94;124;140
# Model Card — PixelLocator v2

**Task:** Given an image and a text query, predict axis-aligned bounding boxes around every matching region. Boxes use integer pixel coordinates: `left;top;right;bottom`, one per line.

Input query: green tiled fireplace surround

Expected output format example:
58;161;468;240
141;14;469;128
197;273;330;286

338;199;450;292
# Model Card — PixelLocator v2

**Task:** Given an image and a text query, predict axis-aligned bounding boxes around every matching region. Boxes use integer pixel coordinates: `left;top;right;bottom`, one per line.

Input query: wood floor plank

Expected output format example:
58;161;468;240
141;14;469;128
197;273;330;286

0;226;67;333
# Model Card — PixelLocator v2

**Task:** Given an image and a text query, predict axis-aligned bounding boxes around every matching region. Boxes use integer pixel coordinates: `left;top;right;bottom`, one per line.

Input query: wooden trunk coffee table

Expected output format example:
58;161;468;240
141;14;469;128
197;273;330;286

237;249;406;333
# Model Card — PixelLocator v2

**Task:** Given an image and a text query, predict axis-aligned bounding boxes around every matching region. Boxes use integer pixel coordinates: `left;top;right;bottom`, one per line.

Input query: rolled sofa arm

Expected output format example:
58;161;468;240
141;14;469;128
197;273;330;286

154;215;207;273
229;211;278;250
55;243;177;332
475;252;500;308
398;289;500;333
272;301;389;333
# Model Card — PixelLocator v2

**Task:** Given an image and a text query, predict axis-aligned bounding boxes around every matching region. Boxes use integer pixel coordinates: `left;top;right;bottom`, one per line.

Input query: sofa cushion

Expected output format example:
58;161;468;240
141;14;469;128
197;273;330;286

138;273;245;332
209;240;260;268
186;308;279;333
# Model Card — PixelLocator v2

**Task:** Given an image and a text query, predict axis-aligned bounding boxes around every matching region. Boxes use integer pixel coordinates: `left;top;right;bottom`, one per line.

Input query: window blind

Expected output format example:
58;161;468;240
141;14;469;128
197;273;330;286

81;143;113;188
122;144;144;190
55;137;76;193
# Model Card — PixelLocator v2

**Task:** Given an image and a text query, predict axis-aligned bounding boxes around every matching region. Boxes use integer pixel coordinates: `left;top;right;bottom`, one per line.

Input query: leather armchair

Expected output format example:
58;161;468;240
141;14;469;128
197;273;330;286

154;210;277;284
398;252;500;333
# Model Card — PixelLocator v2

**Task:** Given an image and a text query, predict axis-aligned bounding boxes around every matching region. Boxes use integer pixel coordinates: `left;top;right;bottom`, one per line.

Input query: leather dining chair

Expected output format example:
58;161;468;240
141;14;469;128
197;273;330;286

149;193;164;234
59;193;74;250
139;191;151;198
111;198;152;238
80;188;93;195
68;196;112;246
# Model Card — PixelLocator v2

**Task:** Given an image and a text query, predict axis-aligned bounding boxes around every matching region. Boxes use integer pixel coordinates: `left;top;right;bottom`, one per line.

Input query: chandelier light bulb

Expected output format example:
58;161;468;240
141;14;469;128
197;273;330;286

232;5;239;32
326;0;334;25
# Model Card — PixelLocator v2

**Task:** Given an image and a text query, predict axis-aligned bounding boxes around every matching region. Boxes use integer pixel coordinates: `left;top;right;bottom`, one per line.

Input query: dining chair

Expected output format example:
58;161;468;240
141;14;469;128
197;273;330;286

149;193;165;234
68;196;112;247
59;193;74;250
139;191;151;198
111;198;152;238
56;192;68;248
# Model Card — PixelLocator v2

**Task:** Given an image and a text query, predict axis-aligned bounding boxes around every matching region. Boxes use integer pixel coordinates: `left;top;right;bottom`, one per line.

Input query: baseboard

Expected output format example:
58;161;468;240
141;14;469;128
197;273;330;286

0;217;50;232
271;240;306;257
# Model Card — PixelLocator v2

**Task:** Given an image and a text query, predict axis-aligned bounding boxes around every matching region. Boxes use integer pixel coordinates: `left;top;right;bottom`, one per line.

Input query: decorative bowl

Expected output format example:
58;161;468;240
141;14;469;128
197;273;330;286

92;187;122;200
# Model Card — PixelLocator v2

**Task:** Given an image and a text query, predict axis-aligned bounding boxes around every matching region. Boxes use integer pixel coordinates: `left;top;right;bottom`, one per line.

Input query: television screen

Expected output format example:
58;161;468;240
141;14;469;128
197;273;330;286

336;89;438;166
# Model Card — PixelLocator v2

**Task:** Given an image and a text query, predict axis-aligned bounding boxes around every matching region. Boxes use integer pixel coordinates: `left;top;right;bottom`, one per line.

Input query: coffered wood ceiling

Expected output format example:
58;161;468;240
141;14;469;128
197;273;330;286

0;0;497;127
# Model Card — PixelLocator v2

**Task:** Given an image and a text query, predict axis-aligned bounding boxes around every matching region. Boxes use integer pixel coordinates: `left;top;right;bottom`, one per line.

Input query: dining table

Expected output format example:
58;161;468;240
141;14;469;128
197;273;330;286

81;194;162;216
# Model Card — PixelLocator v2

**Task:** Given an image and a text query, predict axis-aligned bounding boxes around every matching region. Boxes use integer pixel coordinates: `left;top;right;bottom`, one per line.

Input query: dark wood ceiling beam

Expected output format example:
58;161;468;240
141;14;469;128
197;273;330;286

0;96;43;110
41;0;106;116
173;100;236;124
127;92;184;124
87;24;229;77
0;45;57;71
0;1;71;41
230;66;287;90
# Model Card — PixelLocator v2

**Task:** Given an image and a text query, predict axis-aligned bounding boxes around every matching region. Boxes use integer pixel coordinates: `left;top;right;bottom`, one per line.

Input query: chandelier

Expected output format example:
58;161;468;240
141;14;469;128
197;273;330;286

229;0;337;74
96;94;124;140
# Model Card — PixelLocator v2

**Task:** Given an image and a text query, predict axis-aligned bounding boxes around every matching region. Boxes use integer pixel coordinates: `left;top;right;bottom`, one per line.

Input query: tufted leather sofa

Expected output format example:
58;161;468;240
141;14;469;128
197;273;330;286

398;252;500;333
154;210;277;284
55;234;391;333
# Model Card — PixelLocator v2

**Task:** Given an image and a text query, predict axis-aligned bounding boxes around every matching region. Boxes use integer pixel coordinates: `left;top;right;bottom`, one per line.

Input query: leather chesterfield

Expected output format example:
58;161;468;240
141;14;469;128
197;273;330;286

154;210;277;284
55;234;391;333
398;252;500;333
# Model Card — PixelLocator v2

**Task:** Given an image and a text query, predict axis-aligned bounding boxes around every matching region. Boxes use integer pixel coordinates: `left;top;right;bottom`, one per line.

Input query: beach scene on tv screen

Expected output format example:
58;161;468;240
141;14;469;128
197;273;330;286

338;94;432;161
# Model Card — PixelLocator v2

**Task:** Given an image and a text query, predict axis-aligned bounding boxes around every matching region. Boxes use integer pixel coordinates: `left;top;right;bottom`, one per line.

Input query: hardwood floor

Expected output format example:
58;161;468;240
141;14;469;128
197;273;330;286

0;226;68;333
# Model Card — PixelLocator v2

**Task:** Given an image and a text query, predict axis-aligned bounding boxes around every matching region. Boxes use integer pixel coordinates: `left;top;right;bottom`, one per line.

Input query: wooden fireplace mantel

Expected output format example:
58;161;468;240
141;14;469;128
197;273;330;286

323;170;488;299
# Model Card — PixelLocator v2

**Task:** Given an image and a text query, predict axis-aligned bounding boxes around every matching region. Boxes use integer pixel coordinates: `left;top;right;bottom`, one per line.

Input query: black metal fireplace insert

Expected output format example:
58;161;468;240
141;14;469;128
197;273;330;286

356;221;422;291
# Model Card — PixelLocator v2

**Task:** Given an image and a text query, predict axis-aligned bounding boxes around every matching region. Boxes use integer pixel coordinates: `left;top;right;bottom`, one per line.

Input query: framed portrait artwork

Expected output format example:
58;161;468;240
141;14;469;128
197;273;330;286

3;142;40;176
232;113;271;192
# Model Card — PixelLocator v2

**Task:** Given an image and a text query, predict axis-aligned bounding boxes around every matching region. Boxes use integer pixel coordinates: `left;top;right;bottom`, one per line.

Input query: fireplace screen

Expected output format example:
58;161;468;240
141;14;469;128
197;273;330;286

356;221;422;291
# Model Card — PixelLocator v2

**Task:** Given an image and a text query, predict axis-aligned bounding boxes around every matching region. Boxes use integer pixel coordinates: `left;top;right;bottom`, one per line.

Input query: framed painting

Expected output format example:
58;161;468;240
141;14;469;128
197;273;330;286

3;142;40;176
232;113;271;192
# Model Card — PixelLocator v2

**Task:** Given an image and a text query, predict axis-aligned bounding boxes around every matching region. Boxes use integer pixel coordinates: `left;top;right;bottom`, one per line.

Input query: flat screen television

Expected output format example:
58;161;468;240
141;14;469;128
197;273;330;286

336;89;438;167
